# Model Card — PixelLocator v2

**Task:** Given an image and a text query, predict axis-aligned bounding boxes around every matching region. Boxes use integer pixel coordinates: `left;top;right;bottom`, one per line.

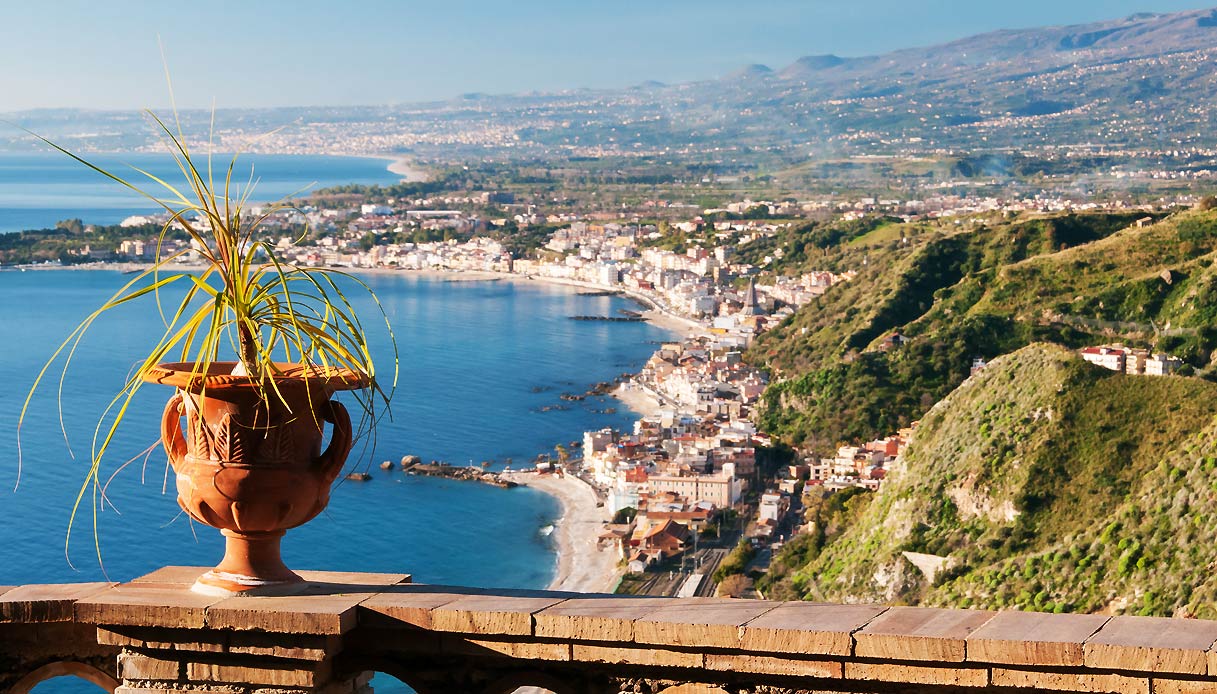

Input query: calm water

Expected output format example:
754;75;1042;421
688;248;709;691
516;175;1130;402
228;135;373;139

0;270;667;589
0;152;401;232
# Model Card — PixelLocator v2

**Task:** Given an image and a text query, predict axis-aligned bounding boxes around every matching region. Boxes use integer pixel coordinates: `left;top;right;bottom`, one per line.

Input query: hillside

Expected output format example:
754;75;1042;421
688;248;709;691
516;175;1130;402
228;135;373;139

763;343;1217;618
750;209;1217;453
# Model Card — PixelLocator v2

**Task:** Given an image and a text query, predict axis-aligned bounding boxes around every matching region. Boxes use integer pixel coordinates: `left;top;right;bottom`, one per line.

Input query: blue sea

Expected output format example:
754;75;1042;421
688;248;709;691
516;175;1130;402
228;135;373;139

0;270;668;589
0;152;402;233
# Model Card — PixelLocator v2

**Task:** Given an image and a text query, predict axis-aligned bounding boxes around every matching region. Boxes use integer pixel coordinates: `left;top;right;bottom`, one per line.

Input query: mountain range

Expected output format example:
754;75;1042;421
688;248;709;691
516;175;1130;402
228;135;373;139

5;6;1217;179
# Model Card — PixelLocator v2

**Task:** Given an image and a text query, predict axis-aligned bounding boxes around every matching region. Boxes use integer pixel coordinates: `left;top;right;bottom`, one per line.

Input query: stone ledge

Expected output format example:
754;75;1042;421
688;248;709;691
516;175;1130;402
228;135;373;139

428;592;571;636
738;602;887;655
634;598;779;649
967;611;1110;667
992;667;1148;694
0;582;114;623
855;606;994;663
1083;616;1217;676
845;661;990;688
79;567;411;635
17;567;1217;692
533;595;675;641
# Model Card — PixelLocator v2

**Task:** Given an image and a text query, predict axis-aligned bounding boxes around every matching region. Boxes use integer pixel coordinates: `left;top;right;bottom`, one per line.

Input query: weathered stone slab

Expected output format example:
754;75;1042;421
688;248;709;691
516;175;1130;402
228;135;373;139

737;602;888;655
845;661;989;687
573;643;703;669
0;582;113;623
186;658;331;688
97;625;227;653
441;634;570;661
115;687;234;694
534;596;675;641
967;611;1110;666
226;631;341;660
118;652;182;681
130;567;210;586
634;598;779;649
1154;677;1217;694
203;571;409;635
1083;615;1217;675
855;606;995;662
430;593;570;636
360;587;487;629
77;584;225;629
295;570;412;586
992;667;1148;694
706;653;843;678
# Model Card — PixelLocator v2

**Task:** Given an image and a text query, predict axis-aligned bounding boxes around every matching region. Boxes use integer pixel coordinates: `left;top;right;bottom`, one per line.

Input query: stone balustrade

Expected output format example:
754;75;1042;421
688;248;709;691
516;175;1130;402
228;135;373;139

3;567;1217;694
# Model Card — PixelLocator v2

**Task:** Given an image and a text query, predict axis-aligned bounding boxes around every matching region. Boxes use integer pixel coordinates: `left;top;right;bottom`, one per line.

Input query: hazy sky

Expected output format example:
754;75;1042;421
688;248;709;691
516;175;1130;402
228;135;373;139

0;0;1210;111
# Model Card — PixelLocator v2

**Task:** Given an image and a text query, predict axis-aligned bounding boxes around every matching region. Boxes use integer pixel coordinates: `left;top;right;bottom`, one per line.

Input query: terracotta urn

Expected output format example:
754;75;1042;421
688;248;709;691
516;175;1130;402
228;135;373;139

145;362;366;595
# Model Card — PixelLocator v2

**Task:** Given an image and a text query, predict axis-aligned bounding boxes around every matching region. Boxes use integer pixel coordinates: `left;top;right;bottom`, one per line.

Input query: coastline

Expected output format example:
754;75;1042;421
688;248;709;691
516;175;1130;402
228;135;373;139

10;262;694;593
356;153;427;183
502;471;621;592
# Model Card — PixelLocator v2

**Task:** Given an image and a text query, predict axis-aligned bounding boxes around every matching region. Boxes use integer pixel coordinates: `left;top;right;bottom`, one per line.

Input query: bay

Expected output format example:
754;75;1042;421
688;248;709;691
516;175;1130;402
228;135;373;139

0;270;668;591
0;152;402;233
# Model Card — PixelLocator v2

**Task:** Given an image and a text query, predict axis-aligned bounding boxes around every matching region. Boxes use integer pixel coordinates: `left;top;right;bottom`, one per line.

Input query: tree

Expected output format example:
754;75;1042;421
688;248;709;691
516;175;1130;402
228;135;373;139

717;574;753;598
359;232;376;251
612;507;637;524
1197;196;1217;211
554;443;569;466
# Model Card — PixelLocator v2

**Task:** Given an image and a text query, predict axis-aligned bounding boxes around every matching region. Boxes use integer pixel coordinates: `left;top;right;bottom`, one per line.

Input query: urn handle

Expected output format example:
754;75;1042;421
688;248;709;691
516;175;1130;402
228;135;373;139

318;400;352;483
161;392;188;469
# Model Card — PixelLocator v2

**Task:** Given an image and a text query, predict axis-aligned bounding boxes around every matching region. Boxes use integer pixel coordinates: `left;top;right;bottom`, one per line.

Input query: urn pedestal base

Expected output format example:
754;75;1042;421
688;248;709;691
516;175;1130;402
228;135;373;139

190;530;306;597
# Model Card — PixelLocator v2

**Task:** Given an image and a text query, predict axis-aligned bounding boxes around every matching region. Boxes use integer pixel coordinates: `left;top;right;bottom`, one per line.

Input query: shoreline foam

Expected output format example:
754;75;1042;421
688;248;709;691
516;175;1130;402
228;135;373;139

502;471;621;592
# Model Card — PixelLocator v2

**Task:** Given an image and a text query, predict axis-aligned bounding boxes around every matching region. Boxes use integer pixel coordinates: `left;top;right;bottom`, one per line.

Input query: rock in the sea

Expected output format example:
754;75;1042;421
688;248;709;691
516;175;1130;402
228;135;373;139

345;472;373;482
400;455;422;469
379;461;394;470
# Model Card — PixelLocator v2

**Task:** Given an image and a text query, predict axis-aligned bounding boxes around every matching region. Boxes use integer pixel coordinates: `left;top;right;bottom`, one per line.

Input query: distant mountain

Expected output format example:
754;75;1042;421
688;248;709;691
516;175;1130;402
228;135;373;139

6;6;1217;169
727;64;773;80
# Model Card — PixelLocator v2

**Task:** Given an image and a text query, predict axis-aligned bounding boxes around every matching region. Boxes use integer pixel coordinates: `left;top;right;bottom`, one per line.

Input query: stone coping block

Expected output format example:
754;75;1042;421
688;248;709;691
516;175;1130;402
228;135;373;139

534;596;676;641
206;572;411;635
361;586;492;630
0;582;114;623
855;606;996;663
635;598;780;649
738;603;888;656
79;566;410;634
846;661;989;688
429;591;573;636
1083;615;1217;676
14;565;1217;689
76;583;227;629
992;667;1149;694
967;611;1110;667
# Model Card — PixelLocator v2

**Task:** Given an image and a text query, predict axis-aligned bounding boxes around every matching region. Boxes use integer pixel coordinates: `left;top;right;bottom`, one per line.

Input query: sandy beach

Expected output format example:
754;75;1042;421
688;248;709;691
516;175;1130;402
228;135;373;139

613;381;670;419
384;156;427;182
503;471;621;593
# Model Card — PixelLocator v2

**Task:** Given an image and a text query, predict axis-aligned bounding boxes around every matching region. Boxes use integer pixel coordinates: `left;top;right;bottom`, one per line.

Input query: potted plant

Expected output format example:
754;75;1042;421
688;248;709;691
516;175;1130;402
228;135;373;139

20;115;394;595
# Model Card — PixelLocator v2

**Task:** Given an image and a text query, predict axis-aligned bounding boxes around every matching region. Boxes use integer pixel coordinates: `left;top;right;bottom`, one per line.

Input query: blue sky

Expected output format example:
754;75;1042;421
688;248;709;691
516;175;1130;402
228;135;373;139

0;0;1209;110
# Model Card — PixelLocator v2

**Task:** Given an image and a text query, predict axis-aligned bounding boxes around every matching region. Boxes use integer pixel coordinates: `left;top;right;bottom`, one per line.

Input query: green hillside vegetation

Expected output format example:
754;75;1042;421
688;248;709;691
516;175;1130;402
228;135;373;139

767;344;1217;618
747;209;1217;453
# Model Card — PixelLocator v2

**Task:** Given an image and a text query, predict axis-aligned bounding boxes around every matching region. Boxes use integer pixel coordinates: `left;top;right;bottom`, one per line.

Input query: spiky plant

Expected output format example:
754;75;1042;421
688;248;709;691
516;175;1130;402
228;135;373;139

18;112;396;559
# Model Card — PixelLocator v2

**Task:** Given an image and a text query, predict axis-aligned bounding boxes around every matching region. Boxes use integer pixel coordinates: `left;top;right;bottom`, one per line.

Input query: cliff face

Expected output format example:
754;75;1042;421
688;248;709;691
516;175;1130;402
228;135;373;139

774;343;1217;618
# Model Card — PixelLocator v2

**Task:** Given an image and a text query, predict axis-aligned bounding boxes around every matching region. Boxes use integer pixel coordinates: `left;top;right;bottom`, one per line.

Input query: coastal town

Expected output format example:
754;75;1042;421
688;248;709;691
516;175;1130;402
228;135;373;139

8;180;1201;598
23;189;953;598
